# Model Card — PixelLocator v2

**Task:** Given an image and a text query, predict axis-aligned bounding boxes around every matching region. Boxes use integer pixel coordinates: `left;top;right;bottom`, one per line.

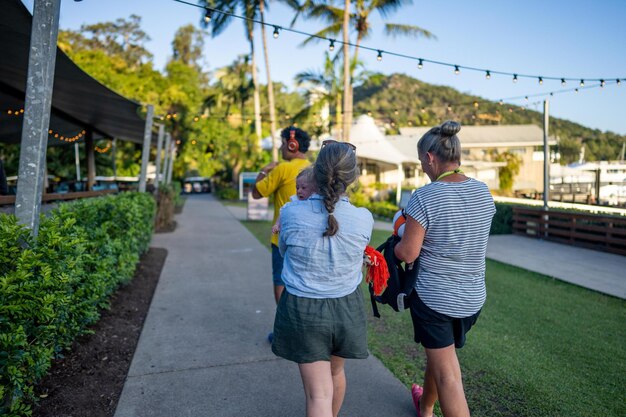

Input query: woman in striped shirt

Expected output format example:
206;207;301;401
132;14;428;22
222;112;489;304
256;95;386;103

395;120;496;417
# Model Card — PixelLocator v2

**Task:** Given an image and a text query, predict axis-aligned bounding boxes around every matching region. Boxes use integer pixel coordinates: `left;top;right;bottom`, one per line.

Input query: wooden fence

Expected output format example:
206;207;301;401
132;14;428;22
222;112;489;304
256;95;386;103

512;207;626;256
0;189;117;206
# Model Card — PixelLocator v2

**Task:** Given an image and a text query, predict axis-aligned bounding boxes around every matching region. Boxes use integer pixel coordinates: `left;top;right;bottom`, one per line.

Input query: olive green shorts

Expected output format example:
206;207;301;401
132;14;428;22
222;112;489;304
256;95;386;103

272;289;369;363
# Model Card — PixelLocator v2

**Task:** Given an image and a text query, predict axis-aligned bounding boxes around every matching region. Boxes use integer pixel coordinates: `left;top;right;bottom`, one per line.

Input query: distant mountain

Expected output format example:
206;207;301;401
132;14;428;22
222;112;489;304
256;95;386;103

352;73;625;164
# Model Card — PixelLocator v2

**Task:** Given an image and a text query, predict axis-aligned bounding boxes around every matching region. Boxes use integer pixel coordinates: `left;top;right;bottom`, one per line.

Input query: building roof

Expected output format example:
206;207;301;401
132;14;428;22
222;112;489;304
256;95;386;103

0;0;151;145
349;115;419;166
391;124;558;154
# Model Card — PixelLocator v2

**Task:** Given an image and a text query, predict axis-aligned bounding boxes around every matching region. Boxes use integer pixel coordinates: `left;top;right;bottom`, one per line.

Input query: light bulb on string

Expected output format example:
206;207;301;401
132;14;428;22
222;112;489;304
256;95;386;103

580;79;585;87
561;78;566;86
575;88;579;93
377;50;383;61
499;99;504;106
418;59;423;69
618;79;622;86
454;65;460;75
273;26;280;39
513;74;518;83
538;77;543;85
329;39;335;51
600;79;605;88
204;9;212;23
485;70;491;80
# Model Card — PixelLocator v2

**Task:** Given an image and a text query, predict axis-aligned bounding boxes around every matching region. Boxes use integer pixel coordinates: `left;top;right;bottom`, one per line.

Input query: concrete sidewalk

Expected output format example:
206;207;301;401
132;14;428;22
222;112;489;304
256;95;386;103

486;235;625;299
114;194;413;417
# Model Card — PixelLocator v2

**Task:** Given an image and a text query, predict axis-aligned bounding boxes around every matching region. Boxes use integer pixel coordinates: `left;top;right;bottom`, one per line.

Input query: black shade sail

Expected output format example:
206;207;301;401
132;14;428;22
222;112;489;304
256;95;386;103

0;0;151;145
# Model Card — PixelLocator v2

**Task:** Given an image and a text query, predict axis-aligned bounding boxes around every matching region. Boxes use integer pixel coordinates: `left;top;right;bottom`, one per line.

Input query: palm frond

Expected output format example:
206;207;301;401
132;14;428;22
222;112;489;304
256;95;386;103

383;23;436;40
299;23;343;47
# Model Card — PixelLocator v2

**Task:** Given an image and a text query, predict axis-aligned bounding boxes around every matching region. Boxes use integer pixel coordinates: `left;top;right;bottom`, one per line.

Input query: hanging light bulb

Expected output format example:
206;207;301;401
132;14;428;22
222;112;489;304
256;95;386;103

499;99;503;106
329;39;335;51
618;79;622;86
538;77;543;85
561;78;566;86
600;79;605;87
417;58;423;69
513;74;518;83
454;65;460;75
575;88;579;93
525;96;529;101
204;9;212;23
580;79;585;87
485;70;491;80
377;50;383;61
273;26;280;39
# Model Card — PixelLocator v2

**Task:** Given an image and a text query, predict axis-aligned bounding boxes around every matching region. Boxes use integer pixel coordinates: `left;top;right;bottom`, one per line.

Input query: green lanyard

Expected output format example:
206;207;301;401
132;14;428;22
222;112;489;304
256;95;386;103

436;168;464;181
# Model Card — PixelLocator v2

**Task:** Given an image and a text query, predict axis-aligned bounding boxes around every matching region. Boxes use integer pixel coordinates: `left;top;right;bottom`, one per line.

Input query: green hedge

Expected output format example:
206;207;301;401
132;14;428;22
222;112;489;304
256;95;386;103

0;192;155;417
491;202;514;234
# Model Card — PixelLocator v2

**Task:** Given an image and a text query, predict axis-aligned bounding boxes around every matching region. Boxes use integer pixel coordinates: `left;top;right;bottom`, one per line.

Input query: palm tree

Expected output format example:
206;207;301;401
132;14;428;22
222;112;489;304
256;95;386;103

299;0;435;140
200;0;263;153
295;53;342;135
295;51;368;136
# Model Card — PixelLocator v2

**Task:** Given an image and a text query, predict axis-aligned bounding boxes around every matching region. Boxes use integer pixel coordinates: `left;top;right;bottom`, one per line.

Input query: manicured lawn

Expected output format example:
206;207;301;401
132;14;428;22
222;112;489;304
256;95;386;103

239;217;626;417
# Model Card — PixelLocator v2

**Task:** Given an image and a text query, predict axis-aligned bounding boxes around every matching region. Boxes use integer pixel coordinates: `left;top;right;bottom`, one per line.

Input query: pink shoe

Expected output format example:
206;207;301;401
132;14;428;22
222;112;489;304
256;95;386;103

411;384;424;417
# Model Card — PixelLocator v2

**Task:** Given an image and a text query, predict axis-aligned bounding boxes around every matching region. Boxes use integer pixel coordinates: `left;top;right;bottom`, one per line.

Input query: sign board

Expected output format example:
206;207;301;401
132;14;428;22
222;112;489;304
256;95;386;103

247;193;270;221
399;189;413;209
239;172;260;200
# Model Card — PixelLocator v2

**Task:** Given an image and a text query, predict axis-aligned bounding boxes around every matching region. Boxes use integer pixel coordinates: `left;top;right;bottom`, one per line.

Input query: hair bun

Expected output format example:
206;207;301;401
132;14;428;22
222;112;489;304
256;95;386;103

440;120;461;137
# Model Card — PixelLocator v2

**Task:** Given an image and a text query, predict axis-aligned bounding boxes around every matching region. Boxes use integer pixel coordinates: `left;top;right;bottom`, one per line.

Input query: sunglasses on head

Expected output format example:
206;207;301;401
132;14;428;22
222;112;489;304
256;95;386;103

321;139;357;151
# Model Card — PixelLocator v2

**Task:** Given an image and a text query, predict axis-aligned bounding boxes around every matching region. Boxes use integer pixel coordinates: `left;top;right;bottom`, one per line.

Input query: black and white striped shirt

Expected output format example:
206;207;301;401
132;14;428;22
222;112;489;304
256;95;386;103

405;178;495;318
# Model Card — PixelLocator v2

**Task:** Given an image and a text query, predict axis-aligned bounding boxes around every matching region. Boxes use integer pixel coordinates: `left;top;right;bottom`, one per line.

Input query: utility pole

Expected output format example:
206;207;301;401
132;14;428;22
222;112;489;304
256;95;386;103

543;99;550;211
14;0;61;235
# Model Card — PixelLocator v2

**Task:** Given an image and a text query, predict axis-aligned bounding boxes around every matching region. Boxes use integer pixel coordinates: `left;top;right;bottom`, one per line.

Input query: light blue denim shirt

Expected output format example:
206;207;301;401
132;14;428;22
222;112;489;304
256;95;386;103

279;194;374;298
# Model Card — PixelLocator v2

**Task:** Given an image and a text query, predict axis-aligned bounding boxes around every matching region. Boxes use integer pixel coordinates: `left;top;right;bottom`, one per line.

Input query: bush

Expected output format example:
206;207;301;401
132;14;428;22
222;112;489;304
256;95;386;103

0;192;155;416
491;202;514;234
368;201;400;220
216;187;239;200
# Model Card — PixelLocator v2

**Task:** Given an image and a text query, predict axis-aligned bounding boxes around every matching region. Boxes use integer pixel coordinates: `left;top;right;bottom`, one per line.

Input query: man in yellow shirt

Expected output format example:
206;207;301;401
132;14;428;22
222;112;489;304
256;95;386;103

253;127;311;307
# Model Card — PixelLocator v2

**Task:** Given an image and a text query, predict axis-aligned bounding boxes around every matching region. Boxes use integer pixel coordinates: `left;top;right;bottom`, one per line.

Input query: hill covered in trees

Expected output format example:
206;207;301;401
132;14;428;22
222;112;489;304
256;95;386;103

352;73;625;164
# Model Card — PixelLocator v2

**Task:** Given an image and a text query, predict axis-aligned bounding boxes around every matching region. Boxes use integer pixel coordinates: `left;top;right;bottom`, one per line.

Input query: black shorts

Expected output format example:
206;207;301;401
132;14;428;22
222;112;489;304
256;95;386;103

410;294;480;349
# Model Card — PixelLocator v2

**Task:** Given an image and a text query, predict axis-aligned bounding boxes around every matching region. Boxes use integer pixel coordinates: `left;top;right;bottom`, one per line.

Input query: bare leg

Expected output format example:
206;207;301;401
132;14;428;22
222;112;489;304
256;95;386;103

423;345;469;417
298;361;333;417
330;356;346;417
274;284;284;304
419;360;438;417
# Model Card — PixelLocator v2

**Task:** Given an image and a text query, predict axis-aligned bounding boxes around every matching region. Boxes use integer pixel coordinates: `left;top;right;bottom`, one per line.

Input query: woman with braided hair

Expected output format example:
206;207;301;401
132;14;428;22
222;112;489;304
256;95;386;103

395;121;495;417
272;140;374;417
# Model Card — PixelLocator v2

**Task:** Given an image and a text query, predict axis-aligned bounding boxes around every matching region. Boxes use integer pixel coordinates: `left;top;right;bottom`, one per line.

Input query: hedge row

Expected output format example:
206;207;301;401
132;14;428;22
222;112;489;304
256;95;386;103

0;192;155;417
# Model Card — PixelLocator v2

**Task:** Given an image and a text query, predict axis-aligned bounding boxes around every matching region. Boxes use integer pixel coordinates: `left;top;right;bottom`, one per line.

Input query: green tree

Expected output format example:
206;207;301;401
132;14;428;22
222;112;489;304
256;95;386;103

298;0;435;139
490;151;522;194
172;24;207;69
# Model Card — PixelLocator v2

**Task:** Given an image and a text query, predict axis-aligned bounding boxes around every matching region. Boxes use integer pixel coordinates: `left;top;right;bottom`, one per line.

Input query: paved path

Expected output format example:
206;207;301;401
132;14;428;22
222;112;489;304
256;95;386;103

115;194;412;417
486;235;625;299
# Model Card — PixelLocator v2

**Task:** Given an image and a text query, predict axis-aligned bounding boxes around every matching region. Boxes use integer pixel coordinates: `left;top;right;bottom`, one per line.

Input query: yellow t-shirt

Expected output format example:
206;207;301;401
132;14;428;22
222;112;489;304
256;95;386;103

255;158;311;246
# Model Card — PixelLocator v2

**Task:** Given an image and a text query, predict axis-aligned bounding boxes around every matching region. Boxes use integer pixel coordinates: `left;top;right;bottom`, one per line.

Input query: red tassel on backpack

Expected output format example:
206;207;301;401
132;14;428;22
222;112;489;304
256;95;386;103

364;245;390;296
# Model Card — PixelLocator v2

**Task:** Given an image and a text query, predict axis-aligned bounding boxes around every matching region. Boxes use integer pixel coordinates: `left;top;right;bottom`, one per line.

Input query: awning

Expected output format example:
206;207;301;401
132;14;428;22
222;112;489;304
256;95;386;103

350;115;419;166
0;0;151;145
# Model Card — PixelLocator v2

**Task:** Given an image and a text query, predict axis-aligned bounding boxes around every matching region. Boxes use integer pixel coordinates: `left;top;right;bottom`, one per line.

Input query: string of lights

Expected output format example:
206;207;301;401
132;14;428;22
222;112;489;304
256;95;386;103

94;141;112;153
171;0;624;85
47;129;86;143
153;79;610;126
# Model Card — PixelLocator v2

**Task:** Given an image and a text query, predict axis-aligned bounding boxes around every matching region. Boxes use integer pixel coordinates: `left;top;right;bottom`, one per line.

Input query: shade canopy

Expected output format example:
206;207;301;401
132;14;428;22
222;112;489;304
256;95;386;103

0;0;151;145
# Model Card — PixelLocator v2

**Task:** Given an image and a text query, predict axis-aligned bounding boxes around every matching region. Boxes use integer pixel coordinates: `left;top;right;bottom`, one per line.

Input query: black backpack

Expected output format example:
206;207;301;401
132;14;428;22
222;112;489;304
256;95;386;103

368;235;419;318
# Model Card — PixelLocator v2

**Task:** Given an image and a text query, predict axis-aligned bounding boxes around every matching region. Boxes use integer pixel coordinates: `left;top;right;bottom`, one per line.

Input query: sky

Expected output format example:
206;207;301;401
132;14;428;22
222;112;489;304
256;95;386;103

22;0;626;135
